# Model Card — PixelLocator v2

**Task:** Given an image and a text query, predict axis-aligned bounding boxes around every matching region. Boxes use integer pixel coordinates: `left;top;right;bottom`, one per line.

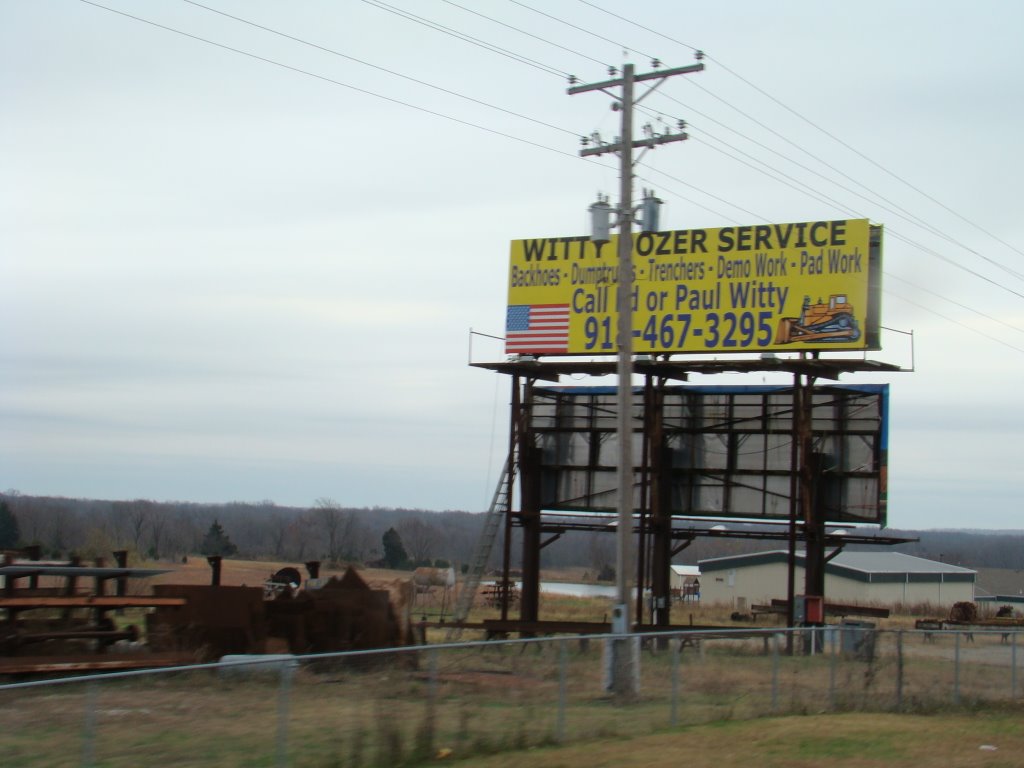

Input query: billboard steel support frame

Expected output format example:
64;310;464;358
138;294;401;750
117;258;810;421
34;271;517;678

477;356;905;641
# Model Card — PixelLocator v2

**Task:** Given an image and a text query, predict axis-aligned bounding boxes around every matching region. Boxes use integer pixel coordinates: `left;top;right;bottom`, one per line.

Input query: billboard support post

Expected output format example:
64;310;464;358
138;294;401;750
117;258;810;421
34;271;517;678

786;369;801;646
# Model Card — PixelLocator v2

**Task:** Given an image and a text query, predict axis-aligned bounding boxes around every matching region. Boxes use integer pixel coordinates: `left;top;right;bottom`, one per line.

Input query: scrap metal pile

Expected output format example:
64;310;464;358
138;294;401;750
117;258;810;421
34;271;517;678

0;548;191;674
0;549;413;675
148;562;412;659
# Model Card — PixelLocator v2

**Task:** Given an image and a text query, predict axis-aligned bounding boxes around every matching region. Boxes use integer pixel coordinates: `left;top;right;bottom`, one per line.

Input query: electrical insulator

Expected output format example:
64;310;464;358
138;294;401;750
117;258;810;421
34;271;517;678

640;192;662;233
590;197;612;244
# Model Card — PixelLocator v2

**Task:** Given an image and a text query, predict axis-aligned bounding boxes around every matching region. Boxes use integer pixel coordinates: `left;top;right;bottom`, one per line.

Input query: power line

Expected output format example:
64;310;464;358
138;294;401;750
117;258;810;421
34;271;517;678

710;55;1024;268
82;0;742;230
360;0;566;79
684;128;1024;321
689;134;854;219
78;0;577;159
633;172;743;225
636;104;1024;345
77;0;1024;357
885;290;1024;355
634;91;1024;300
640;91;1024;303
686;130;1024;302
642;166;765;222
886;273;1024;337
575;0;701;51
645;94;1024;285
690;119;1024;302
675;130;1024;342
573;0;1024;280
347;0;1024;314
886;229;1024;302
684;79;1024;287
508;0;660;63
683;79;922;220
440;0;609;70
178;0;578;138
168;0;785;239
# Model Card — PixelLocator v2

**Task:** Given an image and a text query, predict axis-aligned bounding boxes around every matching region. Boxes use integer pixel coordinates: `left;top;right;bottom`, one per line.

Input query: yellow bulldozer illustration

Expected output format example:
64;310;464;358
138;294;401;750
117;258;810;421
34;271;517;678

775;294;860;344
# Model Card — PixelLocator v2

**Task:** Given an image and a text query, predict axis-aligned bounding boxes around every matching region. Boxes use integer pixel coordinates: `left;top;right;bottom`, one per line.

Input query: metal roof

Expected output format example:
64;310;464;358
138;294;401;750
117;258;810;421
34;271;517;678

699;549;975;576
670;565;701;577
829;551;974;576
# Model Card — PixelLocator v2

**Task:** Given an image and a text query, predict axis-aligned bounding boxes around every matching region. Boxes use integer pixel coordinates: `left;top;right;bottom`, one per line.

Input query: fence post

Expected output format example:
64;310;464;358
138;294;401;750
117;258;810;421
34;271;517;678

426;648;439;756
1013;632;1018;700
276;660;296;768
557;639;567;744
896;630;904;711
670;635;680;728
771;633;780;714
828;627;837;711
80;680;98;768
953;632;961;706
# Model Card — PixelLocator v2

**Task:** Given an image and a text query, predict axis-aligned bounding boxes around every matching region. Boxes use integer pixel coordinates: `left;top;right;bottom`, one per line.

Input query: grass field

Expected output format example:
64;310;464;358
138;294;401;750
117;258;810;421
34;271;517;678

6;558;1020;766
463;711;1024;768
3;628;1022;767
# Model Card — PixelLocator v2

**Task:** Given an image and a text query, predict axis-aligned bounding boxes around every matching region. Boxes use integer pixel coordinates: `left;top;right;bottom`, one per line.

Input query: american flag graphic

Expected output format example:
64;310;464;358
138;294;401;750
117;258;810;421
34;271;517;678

505;304;570;354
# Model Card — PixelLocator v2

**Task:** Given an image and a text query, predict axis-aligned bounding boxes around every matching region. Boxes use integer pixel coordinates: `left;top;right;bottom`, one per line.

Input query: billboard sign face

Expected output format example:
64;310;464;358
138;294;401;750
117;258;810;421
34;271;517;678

530;384;888;525
506;219;882;355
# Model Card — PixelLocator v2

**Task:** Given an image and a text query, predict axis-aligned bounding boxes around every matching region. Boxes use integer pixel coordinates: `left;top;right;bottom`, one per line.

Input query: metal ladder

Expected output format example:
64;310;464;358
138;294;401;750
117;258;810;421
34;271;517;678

446;449;516;639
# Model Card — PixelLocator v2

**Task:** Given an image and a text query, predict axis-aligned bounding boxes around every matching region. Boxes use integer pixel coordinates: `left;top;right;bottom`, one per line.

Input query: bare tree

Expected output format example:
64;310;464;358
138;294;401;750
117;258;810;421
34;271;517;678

268;513;289;559
345;517;373;562
15;497;46;547
313;498;356;564
398;517;439;566
285;512;314;561
46;504;73;555
126;501;150;553
148;513;166;560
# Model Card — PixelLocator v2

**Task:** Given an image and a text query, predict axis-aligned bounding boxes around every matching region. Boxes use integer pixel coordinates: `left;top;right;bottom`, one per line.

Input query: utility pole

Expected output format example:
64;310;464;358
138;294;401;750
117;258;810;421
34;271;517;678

569;57;703;699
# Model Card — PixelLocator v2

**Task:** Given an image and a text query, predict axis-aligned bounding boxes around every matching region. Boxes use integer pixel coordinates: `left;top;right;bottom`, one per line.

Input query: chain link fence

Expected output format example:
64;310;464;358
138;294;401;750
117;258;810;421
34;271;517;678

1;626;1021;767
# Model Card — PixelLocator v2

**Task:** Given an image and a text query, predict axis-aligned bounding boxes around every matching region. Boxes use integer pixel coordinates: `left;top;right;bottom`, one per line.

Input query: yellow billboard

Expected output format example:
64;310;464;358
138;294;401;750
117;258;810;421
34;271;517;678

506;218;881;355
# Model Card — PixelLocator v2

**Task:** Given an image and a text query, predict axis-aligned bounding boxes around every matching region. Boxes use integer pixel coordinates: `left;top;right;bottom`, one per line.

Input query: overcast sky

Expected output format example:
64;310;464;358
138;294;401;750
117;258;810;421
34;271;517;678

3;1;1023;530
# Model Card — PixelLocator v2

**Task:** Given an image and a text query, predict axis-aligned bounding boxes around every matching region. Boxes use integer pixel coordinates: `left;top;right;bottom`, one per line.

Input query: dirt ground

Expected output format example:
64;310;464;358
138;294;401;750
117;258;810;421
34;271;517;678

143;557;409;590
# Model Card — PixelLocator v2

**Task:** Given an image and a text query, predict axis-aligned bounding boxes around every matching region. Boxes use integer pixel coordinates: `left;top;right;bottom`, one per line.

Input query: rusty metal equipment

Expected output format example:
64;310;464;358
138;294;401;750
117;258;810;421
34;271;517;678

264;567;411;655
0;550;183;674
264;567;303;599
144;564;413;661
146;584;266;660
1;549;417;675
481;580;519;609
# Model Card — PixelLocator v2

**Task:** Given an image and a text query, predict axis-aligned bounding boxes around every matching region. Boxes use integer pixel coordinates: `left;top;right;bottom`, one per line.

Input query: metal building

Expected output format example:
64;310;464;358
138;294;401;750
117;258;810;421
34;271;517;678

699;550;975;608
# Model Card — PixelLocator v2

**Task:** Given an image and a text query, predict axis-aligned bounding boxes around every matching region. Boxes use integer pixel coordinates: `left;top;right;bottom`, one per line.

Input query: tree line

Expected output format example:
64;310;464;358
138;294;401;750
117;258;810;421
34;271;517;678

1;491;1021;574
0;493;478;569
